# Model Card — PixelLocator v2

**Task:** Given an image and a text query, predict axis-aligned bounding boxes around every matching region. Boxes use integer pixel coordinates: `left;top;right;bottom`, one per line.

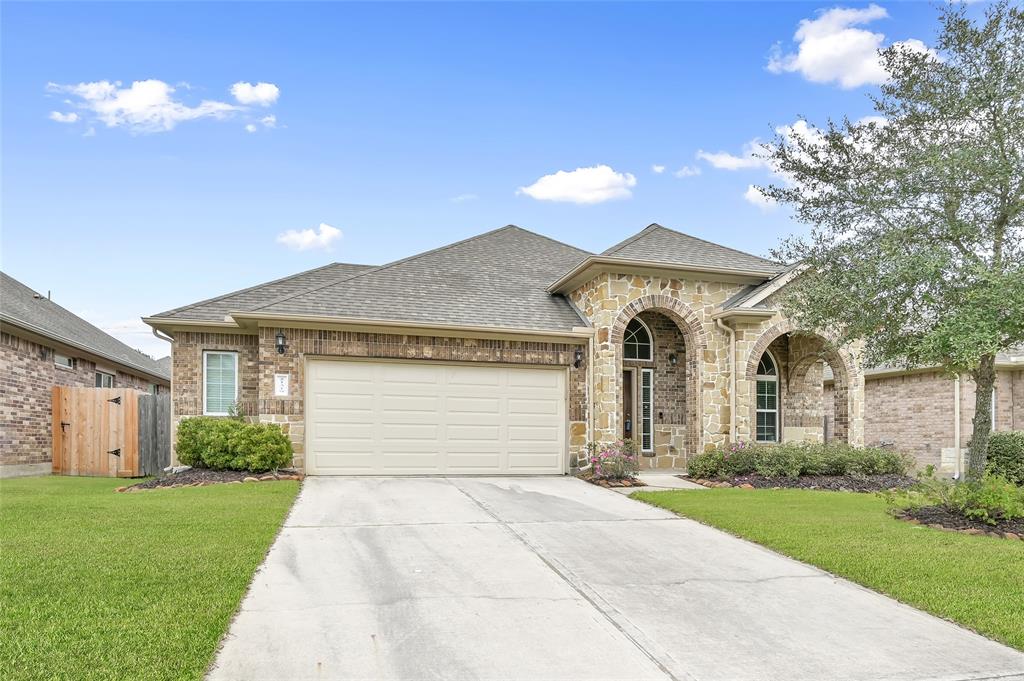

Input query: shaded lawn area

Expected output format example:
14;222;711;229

0;476;299;680
633;488;1024;652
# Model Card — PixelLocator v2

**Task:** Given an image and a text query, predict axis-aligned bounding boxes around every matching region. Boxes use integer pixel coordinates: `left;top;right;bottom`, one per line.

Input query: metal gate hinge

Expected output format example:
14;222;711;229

108;448;121;457
108;396;121;405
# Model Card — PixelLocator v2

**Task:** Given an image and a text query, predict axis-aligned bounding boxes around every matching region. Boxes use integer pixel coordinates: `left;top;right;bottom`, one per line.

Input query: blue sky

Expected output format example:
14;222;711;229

2;1;962;357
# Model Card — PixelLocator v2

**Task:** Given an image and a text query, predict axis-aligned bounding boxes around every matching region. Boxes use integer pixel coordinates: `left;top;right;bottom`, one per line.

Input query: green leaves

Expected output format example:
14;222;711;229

762;2;1023;377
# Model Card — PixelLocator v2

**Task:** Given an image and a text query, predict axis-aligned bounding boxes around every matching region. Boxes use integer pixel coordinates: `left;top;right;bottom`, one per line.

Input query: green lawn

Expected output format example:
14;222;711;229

633;488;1024;651
0;476;299;681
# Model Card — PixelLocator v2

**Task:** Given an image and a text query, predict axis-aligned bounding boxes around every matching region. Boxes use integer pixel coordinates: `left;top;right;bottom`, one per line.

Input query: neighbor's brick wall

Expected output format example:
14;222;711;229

171;328;589;471
0;329;165;466
824;368;1023;472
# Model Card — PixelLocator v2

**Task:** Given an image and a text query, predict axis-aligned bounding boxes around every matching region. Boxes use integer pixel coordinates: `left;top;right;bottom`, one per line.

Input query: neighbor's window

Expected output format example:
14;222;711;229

203;351;238;416
756;352;779;443
991;387;997;431
623;318;653;361
54;353;74;369
95;371;114;388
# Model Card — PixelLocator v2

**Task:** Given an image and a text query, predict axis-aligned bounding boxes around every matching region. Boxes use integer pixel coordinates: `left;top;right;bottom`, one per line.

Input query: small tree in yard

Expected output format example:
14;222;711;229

758;2;1023;479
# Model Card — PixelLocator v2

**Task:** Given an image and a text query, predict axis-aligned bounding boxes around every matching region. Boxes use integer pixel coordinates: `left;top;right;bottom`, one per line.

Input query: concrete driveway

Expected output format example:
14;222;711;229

210;477;1024;681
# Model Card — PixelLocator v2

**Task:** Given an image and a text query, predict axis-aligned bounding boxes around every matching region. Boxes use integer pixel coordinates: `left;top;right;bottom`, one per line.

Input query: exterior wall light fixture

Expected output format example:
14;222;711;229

275;330;287;354
573;348;584;369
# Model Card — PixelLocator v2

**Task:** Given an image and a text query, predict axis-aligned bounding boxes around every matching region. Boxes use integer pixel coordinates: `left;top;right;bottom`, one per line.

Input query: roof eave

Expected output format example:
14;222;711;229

226;311;595;342
2;316;170;383
547;256;778;294
711;308;778;322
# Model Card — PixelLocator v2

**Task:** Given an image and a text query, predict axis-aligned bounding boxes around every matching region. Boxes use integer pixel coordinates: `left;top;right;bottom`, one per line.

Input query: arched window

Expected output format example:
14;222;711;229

623;318;653;361
756;351;779;442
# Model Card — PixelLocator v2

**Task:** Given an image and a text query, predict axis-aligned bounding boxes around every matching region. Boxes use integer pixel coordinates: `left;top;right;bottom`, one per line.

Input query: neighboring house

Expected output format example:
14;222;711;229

1;272;171;475
824;350;1024;477
145;224;867;475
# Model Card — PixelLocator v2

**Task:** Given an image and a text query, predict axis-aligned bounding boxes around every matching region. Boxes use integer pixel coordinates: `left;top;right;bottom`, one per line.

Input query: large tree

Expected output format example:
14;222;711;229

760;1;1023;478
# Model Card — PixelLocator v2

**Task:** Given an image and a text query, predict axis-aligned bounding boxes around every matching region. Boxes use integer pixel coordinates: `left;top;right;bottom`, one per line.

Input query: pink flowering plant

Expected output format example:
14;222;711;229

585;439;640;480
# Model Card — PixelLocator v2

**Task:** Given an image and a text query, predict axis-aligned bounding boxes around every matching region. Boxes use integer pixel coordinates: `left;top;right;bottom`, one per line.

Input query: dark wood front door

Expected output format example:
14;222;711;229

622;370;634;440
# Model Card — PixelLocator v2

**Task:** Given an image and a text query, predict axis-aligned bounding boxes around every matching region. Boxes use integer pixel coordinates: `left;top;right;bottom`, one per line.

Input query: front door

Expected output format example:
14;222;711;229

622;369;634;441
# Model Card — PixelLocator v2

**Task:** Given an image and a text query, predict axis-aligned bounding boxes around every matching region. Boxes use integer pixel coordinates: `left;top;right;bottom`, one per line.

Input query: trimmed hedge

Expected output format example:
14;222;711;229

176;417;292;473
688;442;911;480
986;431;1024;486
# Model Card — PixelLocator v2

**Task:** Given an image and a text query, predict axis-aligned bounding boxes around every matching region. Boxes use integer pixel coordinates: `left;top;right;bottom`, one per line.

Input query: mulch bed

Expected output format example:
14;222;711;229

577;474;647;488
683;473;916;493
895;505;1024;540
124;468;302;491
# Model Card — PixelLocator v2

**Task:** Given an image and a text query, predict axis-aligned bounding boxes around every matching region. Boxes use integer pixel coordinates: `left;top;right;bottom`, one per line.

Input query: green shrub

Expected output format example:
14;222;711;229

754;446;805;479
174;418;292;473
230;423;294;473
687;450;726;479
885;470;1024;526
986;431;1024;485
688;441;911;480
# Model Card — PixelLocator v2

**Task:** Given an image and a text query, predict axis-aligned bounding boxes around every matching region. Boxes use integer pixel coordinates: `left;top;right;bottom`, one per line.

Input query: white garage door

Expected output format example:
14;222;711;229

306;360;567;475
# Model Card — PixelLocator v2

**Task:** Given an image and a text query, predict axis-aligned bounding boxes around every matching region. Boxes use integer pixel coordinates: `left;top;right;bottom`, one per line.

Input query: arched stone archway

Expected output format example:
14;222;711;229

603;294;707;464
744;321;862;445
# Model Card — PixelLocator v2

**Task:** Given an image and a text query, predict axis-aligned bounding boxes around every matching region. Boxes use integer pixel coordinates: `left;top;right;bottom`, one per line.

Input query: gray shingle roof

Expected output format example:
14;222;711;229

722;262;802;309
602;224;781;274
152;262;374;321
1;272;170;381
251;226;592;331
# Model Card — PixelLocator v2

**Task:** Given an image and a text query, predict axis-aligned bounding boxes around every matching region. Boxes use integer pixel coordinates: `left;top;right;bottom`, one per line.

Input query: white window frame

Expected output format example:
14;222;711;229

203;350;239;416
54;353;74;370
624;317;654;362
991;387;997;431
95;371;115;388
640;368;654;453
755;350;779;443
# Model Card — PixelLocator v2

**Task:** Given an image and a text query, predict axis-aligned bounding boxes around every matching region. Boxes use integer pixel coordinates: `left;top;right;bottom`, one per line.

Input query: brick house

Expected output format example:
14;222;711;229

1;272;171;476
824;351;1024;477
145;224;867;475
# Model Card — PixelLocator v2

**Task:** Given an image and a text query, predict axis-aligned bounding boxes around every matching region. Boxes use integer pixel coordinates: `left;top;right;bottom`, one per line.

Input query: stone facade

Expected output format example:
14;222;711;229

569;272;866;470
0;329;167;467
166;271;870;475
171;328;588;471
825;368;1024;473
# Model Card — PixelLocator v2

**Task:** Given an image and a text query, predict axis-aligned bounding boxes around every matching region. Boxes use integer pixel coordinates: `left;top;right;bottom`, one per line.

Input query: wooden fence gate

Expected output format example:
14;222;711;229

52;387;171;477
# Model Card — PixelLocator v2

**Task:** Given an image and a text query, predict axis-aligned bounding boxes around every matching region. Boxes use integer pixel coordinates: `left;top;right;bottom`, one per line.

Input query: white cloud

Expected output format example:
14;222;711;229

744;184;777;212
260;114;277;128
49;111;78;123
276;222;342;251
674;165;702;178
517;165;636;204
231;81;280;106
245;123;258;133
651;164;666;174
767;4;934;89
47;79;239;133
450;193;478;203
83;126;96;138
696;140;768;171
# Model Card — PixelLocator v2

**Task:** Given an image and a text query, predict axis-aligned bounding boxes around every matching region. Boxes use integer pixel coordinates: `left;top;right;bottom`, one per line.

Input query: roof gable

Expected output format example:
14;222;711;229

1;272;169;381
602;224;780;274
251;225;592;331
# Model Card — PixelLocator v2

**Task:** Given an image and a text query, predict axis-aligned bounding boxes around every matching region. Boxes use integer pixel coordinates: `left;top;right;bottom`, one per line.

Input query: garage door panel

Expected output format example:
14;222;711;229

446;396;501;414
307;360;566;475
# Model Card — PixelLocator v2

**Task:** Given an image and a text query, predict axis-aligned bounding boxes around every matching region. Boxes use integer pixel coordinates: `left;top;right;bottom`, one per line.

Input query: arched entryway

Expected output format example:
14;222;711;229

745;322;858;444
609;295;706;468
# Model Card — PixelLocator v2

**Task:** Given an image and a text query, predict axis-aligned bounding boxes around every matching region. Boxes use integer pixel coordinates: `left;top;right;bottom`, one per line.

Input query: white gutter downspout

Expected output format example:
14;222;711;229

715;318;736;443
953;375;962;480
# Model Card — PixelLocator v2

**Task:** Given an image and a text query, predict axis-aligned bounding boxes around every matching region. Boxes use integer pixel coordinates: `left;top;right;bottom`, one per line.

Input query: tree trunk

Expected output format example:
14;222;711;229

966;353;997;480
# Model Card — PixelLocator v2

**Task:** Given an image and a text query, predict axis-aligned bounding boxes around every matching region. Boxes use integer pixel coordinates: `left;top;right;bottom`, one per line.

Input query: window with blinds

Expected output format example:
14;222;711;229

641;368;654;452
203;351;238;416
